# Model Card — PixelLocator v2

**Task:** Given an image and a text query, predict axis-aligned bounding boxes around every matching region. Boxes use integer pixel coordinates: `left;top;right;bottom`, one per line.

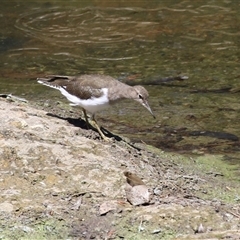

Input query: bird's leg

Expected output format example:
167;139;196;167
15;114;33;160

90;114;110;141
82;109;90;127
81;109;109;141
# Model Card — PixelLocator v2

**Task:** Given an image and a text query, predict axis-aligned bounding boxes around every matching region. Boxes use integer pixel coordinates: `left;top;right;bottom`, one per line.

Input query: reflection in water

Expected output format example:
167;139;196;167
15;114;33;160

0;1;240;164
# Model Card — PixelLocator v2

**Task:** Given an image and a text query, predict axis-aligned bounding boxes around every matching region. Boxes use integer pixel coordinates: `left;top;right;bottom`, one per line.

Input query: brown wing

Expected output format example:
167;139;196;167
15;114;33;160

62;82;104;100
38;75;109;99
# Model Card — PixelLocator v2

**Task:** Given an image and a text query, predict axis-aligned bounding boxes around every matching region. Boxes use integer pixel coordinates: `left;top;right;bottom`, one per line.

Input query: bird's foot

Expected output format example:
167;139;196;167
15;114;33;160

82;110;111;142
89;118;111;142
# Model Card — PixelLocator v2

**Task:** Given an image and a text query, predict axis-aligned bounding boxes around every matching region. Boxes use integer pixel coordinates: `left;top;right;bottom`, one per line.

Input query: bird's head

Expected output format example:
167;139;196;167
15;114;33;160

132;85;155;118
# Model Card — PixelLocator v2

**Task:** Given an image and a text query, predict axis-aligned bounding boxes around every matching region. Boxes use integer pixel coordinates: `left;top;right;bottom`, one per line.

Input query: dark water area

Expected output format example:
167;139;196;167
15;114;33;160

0;0;240;167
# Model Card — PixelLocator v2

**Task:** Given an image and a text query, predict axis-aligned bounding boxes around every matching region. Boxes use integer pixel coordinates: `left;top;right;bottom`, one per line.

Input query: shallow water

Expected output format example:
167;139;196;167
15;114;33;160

0;0;240;166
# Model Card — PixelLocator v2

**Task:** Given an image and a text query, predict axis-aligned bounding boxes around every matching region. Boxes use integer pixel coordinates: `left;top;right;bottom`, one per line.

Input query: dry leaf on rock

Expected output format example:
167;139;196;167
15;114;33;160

99;200;119;215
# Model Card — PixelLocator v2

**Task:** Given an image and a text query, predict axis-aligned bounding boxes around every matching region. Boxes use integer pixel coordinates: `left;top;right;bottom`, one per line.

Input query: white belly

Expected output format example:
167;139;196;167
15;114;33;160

59;87;110;114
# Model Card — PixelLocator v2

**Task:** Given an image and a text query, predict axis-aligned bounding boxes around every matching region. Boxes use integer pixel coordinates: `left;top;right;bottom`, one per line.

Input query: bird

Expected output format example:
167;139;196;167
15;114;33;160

37;74;155;141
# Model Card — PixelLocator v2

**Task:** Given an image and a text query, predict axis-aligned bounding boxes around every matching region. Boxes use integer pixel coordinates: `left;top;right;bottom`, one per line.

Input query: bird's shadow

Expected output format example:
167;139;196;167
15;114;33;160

46;112;123;141
46;113;143;150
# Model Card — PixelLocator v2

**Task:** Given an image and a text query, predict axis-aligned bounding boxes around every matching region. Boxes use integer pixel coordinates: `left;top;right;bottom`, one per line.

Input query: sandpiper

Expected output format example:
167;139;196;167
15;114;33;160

37;74;155;140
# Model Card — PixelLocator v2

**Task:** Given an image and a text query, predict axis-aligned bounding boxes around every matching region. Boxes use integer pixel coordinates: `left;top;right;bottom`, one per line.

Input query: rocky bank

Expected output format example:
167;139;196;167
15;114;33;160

0;98;239;240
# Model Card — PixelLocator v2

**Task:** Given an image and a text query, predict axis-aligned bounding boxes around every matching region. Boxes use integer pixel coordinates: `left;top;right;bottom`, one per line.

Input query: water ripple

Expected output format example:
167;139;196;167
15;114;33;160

15;7;162;47
13;4;238;64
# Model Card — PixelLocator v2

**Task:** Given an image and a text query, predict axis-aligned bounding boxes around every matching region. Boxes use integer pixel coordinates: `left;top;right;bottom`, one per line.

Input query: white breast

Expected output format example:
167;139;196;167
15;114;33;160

59;87;110;114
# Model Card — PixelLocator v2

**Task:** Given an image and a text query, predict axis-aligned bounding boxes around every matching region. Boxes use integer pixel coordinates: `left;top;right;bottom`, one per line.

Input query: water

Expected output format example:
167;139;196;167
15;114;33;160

0;0;240;165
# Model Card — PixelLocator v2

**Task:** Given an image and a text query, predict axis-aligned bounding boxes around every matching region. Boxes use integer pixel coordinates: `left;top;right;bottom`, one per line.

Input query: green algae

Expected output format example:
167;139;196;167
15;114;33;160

143;144;240;204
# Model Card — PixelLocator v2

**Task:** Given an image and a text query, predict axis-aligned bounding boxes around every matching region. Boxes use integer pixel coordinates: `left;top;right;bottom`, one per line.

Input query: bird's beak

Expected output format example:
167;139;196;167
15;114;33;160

143;101;155;119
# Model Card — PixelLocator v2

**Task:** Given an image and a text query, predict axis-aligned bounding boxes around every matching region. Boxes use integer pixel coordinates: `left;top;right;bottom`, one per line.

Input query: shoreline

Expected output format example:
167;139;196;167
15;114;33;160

0;98;239;239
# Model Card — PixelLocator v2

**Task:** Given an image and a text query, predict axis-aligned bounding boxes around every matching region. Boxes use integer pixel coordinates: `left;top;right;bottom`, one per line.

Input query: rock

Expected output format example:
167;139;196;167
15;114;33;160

99;200;119;215
0;202;14;213
123;171;150;205
0;99;239;239
125;184;150;206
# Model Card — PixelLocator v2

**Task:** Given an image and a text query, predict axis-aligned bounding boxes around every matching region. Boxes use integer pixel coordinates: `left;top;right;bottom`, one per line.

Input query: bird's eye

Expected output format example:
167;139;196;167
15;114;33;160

139;94;143;99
